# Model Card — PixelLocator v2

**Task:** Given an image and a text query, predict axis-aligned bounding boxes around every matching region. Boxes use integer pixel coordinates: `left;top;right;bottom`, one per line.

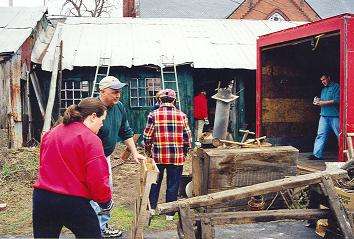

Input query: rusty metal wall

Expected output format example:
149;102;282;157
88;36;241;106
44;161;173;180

0;51;24;148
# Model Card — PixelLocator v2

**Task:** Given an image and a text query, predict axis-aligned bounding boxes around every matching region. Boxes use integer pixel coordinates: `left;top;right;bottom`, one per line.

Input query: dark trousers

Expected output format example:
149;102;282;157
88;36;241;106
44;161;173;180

33;188;101;238
149;164;183;216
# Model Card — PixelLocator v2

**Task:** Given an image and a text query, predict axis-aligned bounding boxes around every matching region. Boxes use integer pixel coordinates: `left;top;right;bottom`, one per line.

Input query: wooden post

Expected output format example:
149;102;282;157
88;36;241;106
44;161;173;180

157;170;347;215
130;158;159;239
200;218;215;239
321;176;354;239
29;72;45;117
178;203;196;239
42;37;62;134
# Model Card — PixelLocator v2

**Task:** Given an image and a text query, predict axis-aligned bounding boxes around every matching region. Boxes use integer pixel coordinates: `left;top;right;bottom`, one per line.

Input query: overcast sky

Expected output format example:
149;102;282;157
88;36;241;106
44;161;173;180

0;0;122;16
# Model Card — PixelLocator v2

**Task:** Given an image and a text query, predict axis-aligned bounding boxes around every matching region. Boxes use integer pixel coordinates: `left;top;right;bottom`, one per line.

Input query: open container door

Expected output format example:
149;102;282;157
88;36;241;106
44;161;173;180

256;14;354;161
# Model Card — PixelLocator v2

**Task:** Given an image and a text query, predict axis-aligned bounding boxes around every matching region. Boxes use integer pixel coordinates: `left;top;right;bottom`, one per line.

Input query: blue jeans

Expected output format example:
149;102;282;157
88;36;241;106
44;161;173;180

313;116;339;159
91;156;113;232
149;164;183;216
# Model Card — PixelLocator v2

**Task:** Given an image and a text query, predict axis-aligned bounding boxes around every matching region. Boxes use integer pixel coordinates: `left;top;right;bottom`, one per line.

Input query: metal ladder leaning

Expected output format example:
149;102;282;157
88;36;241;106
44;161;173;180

160;56;181;110
91;56;111;97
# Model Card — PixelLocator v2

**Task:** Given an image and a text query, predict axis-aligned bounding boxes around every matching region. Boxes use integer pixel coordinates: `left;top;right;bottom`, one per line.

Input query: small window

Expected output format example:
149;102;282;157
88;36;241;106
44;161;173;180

129;77;161;107
60;80;90;113
268;12;286;21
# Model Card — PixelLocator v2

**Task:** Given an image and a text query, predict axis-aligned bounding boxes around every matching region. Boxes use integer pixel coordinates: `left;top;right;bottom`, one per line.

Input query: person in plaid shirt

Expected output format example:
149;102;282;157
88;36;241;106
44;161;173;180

143;89;192;220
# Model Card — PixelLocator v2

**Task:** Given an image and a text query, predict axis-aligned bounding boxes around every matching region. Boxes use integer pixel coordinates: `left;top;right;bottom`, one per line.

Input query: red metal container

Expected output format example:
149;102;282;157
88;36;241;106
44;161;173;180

256;14;354;161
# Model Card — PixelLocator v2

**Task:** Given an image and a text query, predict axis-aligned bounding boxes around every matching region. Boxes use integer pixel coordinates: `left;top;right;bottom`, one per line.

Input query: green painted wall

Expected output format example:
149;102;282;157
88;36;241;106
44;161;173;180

60;65;194;136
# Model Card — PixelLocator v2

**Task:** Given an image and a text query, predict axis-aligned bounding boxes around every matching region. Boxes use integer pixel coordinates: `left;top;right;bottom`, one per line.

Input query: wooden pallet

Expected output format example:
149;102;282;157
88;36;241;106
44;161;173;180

130;158;159;239
156;170;354;239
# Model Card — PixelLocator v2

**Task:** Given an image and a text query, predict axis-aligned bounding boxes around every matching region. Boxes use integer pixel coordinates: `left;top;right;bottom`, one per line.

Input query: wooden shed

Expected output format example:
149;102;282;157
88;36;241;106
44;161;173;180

0;7;50;147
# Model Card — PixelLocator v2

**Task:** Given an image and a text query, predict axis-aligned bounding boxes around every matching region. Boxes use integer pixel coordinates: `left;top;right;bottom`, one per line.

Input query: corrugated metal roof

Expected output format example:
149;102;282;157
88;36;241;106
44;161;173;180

42;17;304;71
138;0;240;19
306;0;354;19
0;7;46;54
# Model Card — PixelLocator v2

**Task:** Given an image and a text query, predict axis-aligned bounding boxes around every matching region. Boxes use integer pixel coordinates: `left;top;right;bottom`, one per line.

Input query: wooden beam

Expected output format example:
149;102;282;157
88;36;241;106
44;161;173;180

42;36;62;134
29;72;45;117
179;204;196;239
200;218;215;239
157;170;347;214
196;209;330;225
321;176;354;239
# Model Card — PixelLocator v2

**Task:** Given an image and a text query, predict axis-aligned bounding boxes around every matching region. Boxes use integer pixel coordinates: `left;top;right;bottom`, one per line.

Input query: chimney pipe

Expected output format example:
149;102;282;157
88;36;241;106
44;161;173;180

9;0;13;7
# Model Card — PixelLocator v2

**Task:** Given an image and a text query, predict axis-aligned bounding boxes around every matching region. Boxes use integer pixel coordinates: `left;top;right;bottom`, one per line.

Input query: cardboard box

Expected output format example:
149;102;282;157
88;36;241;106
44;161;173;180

335;187;354;211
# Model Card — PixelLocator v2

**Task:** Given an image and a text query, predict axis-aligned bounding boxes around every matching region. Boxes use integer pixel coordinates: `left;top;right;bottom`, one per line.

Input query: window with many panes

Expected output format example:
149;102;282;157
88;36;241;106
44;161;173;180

130;77;162;107
60;80;90;113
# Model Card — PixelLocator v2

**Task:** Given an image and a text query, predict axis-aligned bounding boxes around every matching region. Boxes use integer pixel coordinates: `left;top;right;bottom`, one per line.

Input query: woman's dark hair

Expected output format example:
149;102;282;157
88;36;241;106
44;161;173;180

62;98;107;125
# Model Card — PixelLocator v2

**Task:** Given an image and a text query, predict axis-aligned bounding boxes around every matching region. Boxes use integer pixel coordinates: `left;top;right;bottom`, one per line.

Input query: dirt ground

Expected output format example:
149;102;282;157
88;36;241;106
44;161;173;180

0;143;192;236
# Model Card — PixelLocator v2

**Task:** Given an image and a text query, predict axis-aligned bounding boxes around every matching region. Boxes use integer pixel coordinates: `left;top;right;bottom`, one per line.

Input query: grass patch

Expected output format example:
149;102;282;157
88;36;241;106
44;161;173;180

110;205;177;232
110;205;134;230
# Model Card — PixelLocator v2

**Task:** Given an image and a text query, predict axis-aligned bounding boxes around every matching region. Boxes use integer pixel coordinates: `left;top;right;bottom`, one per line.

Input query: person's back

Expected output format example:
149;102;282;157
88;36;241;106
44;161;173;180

32;98;112;238
35;122;110;202
143;89;192;220
145;102;190;165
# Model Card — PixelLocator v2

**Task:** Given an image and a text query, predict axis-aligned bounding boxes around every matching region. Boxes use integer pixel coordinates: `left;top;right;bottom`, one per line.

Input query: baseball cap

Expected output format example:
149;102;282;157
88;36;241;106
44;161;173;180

156;89;164;98
160;89;176;99
99;76;126;90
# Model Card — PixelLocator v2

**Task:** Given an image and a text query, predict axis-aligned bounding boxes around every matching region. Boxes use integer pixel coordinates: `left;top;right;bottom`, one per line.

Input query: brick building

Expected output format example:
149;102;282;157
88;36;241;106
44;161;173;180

124;0;354;22
228;0;319;22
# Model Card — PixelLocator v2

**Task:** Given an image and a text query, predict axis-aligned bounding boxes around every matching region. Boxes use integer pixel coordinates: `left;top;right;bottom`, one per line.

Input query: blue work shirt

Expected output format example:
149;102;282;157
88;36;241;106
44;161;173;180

320;82;340;117
97;101;134;157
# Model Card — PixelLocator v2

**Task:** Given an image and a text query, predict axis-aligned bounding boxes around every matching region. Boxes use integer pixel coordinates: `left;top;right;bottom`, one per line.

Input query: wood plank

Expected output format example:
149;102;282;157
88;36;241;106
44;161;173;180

179;204;196;239
196;209;330;225
347;136;354;160
157;170;347;215
42;38;62;134
201;153;210;196
321;176;354;239
29;72;45;117
200;218;215;239
192;151;202;197
131;158;159;239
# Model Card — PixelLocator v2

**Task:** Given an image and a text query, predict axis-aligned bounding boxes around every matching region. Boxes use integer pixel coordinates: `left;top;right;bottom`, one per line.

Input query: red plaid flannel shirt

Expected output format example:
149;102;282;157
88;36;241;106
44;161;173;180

143;103;192;165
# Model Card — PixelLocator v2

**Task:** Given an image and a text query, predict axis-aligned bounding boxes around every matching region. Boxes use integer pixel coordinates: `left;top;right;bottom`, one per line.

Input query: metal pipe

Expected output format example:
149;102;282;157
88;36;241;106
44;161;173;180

212;85;238;140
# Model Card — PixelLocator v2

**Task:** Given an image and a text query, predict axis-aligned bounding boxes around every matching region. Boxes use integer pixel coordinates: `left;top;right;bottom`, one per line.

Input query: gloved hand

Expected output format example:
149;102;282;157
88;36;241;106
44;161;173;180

98;200;113;215
204;119;209;125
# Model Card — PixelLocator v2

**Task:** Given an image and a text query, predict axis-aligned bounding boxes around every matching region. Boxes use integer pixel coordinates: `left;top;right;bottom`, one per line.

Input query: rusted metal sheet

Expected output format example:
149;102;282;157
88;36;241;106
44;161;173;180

9;52;23;148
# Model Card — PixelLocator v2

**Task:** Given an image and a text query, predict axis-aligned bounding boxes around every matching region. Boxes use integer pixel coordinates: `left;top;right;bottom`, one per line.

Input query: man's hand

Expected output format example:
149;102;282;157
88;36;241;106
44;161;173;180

132;152;146;164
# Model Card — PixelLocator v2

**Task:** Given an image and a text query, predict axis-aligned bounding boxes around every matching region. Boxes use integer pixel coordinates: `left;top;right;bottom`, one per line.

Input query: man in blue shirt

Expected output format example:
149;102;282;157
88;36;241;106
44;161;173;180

309;74;340;160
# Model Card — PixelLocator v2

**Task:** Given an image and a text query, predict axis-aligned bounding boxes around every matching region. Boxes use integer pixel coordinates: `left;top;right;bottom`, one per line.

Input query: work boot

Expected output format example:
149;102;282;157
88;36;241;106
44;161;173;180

102;224;123;238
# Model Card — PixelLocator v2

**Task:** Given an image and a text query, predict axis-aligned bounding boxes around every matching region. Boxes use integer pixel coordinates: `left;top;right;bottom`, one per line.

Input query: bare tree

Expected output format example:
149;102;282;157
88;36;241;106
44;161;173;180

62;0;117;17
